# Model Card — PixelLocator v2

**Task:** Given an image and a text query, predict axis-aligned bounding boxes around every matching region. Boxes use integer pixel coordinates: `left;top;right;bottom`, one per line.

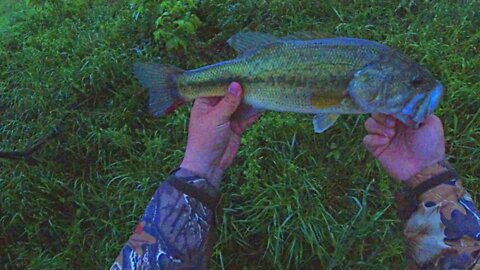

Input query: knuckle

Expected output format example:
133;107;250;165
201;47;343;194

226;94;240;104
365;118;374;128
225;96;237;105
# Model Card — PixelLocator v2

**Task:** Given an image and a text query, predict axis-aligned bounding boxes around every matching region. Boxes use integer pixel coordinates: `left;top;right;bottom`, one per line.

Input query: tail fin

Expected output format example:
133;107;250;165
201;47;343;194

133;62;185;116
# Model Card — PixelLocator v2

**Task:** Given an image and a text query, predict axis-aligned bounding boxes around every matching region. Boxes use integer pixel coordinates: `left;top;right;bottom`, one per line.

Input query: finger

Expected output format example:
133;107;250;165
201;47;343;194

363;134;390;147
363;134;389;157
372;113;396;128
420;114;443;129
371;113;387;122
233;113;262;135
193;96;221;108
364;117;396;138
243;113;261;127
191;97;221;116
212;82;243;123
218;136;241;170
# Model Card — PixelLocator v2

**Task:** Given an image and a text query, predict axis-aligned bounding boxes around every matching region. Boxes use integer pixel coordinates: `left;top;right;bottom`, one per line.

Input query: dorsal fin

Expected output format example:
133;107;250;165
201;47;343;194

227;32;279;56
281;31;334;40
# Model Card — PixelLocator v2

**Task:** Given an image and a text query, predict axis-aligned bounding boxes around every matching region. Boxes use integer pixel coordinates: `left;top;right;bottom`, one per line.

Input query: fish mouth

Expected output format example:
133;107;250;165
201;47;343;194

395;81;444;127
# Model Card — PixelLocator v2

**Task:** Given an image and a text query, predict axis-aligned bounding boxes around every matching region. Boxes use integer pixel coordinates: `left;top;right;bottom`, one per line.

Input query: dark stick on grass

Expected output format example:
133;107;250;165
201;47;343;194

0;97;91;164
0;125;63;165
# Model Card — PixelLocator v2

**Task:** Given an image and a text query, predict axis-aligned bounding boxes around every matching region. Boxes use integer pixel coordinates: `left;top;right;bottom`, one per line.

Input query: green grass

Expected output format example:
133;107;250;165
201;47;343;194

0;0;15;29
1;0;479;269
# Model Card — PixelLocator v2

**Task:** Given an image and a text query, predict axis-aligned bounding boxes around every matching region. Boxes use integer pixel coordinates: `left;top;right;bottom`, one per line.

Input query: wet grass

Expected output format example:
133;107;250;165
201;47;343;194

1;0;479;269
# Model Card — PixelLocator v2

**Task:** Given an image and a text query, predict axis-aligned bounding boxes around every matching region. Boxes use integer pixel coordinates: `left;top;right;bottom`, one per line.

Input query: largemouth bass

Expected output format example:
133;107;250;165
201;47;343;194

134;32;443;133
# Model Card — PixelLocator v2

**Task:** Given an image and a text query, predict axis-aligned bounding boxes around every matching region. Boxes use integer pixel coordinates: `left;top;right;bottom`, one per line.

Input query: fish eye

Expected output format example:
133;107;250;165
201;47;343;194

410;76;424;87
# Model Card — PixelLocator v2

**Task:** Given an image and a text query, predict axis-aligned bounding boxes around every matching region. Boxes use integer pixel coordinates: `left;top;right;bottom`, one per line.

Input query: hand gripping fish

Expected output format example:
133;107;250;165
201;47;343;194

133;32;443;133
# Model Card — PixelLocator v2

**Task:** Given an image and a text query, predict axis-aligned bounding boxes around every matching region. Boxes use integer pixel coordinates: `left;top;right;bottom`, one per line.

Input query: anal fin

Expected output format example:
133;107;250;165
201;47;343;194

313;114;339;133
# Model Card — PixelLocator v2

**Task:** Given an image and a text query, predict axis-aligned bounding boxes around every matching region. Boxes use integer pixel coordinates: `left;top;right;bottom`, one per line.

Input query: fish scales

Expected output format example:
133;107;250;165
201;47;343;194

134;32;444;132
179;42;380;113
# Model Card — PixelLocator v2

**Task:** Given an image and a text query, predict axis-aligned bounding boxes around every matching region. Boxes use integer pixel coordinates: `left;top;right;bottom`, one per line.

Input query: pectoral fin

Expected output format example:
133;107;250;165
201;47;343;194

312;114;339;133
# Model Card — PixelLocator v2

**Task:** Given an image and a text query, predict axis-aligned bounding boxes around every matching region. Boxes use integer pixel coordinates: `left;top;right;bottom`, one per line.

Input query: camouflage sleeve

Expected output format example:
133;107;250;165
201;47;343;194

395;161;480;269
110;169;220;270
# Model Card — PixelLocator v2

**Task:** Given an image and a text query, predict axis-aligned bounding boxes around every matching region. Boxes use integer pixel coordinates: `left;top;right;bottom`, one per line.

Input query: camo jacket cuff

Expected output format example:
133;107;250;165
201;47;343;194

111;170;220;270
396;162;480;269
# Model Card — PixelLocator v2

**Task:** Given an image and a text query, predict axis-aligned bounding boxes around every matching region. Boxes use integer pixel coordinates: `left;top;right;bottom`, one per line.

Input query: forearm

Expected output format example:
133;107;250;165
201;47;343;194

111;169;219;270
396;161;480;269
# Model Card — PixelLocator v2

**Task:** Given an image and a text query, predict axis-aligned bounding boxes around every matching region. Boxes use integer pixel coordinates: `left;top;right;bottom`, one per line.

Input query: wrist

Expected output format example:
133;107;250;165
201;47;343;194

167;168;221;217
395;160;459;221
179;161;224;188
397;155;445;182
404;160;453;189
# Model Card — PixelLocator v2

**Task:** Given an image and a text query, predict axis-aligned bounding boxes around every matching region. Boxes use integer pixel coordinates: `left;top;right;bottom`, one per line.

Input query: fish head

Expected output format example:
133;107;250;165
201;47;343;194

349;57;443;128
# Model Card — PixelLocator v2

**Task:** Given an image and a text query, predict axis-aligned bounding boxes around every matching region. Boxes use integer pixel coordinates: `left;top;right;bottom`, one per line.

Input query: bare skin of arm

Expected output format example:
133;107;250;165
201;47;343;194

111;82;260;270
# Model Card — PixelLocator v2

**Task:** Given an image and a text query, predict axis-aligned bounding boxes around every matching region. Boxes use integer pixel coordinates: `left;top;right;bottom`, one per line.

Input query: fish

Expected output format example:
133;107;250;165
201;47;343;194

133;32;443;133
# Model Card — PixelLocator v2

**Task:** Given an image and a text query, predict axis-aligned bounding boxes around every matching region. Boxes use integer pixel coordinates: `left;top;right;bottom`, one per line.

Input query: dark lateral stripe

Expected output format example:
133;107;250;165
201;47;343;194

189;73;352;89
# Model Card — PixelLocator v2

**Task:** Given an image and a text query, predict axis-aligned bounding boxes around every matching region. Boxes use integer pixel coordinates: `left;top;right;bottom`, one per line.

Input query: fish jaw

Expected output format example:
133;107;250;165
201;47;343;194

395;81;444;127
427;82;443;115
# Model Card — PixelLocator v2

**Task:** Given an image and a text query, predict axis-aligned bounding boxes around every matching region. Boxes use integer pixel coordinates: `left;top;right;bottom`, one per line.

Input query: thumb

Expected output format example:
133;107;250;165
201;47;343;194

212;82;243;123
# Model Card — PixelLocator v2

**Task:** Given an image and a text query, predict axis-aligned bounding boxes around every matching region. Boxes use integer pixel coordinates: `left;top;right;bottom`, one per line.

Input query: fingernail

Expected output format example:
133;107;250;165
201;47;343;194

228;83;241;97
